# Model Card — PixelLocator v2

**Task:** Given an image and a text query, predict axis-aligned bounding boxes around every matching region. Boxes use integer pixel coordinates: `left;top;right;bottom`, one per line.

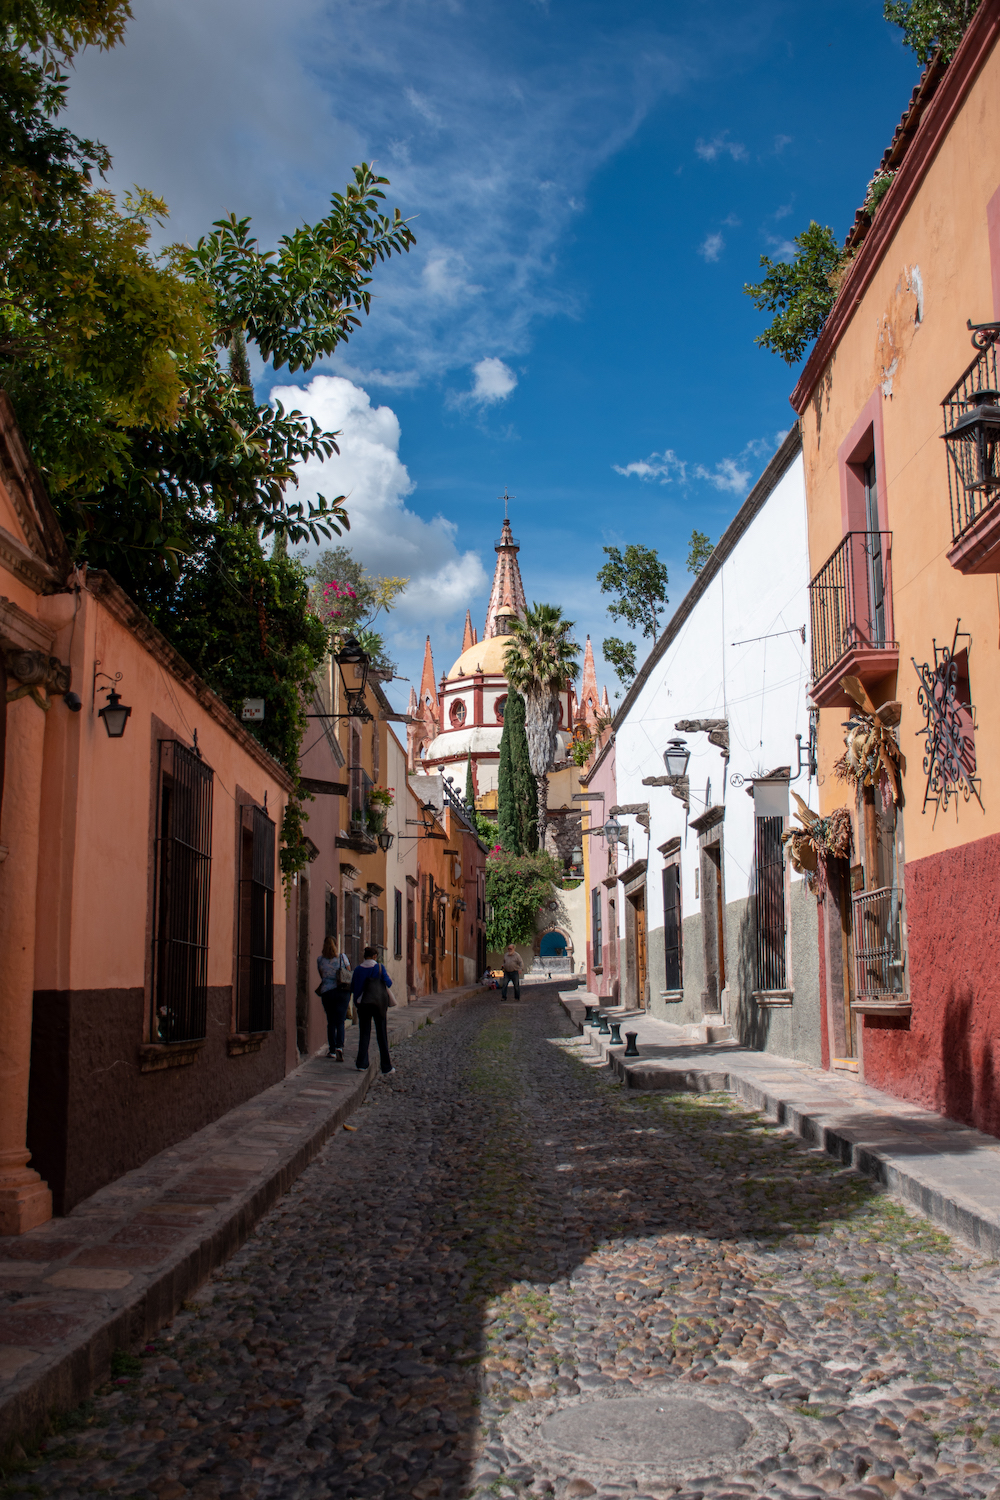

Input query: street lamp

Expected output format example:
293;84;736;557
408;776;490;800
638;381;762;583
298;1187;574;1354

663;737;691;777
377;829;394;852
98;685;132;739
335;636;372;720
944;386;1000;497
602;815;622;843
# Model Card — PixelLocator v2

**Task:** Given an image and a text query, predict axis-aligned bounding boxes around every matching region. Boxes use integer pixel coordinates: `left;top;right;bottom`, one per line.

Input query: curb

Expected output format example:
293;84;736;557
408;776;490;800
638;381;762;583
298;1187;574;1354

560;995;1000;1259
0;984;481;1451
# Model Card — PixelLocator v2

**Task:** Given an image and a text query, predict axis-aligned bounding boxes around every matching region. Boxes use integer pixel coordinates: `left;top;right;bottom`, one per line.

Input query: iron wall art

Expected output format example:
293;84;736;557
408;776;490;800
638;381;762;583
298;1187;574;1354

912;620;982;817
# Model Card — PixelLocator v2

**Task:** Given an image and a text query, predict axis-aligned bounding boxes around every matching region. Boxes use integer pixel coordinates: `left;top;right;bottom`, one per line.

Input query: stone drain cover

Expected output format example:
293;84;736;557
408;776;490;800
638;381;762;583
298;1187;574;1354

503;1389;790;1488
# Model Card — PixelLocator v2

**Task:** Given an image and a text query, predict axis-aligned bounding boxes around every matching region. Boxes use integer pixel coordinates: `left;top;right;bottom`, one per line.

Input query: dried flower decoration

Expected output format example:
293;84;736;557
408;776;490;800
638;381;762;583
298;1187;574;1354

832;675;905;808
782;790;853;895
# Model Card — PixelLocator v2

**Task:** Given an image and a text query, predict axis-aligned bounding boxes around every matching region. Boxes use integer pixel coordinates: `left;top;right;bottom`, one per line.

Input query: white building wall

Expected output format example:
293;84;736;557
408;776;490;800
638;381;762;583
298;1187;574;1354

613;438;822;1064
384;727;418;1000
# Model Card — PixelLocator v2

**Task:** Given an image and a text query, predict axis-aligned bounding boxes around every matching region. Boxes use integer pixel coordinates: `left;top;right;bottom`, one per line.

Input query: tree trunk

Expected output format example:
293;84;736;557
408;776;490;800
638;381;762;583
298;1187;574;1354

535;772;549;853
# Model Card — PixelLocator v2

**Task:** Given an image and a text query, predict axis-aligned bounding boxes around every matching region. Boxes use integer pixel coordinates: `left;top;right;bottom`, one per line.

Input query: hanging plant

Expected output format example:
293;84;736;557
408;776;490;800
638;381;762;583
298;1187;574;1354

832;675;905;807
782;791;854;895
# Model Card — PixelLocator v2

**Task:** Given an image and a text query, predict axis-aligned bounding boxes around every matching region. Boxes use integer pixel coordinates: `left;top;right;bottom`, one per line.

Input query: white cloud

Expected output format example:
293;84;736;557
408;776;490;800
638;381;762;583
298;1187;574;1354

694;131;748;163
694;457;752;494
699;231;724;262
273;374;489;626
612;450;686;483
774;133;793;153
471;357;518;404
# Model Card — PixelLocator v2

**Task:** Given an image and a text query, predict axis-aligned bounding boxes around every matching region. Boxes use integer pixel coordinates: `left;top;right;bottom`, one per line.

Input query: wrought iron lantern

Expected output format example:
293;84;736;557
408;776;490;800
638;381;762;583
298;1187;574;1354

943;386;1000;497
377;829;394;852
335;635;372;720
570;843;583;871
663;737;691;778
602;814;622;843
98;686;132;738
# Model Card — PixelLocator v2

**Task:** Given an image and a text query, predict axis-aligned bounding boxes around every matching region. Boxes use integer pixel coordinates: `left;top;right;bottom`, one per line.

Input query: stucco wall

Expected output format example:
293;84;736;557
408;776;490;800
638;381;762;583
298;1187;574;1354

860;831;1000;1135
726;882;822;1066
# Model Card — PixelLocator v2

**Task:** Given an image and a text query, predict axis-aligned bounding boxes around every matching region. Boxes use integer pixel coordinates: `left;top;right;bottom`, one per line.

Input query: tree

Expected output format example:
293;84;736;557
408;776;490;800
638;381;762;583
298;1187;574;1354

687;529;715;575
597;544;668;643
310;545;408;677
602;636;637;687
504;604;580;850
743;221;843;365
497;687;535;854
485;848;563;951
883;0;980;61
464;753;475;810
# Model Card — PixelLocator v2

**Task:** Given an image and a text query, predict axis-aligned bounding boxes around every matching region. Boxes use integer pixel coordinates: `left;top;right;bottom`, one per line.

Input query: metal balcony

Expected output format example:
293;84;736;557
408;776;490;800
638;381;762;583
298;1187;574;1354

808;530;898;707
943;335;1000;573
851;884;908;1015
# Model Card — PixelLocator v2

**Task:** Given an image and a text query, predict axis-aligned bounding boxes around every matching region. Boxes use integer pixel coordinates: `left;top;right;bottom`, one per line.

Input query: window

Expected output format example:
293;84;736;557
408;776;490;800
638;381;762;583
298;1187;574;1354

152;741;214;1043
325;889;337;940
591;886;603;967
662;864;682;991
370;904;385;956
344;890;363;967
393;888;403;959
494;694;507;722
237;803;276;1033
450;698;467;727
754;815;787;991
863;455;887;647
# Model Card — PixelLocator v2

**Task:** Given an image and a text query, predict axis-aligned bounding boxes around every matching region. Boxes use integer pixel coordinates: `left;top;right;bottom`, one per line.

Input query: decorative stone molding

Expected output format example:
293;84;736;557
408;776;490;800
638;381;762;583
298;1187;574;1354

3;646;71;710
658;836;681;856
611;802;650;832
618;858;647;892
227;1032;269;1057
689;804;725;835
138;1040;205;1073
642;774;690;811
675;718;730;757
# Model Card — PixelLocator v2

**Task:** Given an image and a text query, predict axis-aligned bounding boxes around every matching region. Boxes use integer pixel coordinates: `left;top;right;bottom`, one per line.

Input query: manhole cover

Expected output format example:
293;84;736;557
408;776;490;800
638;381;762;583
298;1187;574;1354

502;1387;790;1488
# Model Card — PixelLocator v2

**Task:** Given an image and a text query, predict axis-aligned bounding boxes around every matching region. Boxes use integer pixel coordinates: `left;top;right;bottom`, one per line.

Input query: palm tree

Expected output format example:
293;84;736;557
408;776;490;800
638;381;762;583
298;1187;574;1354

503;603;580;850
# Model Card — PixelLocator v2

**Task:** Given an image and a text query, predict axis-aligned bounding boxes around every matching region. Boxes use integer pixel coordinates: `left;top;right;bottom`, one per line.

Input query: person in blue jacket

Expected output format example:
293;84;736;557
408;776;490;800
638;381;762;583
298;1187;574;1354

352;946;396;1075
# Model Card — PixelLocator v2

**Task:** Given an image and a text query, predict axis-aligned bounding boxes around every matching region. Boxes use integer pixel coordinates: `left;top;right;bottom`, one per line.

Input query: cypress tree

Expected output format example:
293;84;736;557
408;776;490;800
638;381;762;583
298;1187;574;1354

497;701;520;852
507;689;538;853
465;752;475;809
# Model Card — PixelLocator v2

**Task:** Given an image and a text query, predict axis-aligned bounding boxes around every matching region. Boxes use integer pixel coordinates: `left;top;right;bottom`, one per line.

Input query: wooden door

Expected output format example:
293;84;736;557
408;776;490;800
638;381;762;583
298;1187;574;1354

635;890;648;1009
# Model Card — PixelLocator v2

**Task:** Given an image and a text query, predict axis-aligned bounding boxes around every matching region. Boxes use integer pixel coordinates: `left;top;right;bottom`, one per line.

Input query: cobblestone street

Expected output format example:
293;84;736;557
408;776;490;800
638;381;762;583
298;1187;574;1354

10;988;1000;1500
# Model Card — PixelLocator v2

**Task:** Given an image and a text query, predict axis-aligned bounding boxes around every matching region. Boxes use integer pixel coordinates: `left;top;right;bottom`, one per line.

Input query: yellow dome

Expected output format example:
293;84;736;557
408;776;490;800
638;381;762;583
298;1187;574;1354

447;633;511;680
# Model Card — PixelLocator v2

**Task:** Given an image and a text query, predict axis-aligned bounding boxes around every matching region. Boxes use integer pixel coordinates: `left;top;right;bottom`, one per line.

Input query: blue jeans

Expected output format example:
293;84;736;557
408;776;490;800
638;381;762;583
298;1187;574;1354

321;990;350;1052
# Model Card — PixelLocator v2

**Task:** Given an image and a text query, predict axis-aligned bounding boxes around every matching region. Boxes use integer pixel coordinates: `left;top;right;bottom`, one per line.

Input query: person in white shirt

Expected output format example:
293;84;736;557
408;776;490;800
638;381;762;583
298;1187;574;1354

501;943;524;1002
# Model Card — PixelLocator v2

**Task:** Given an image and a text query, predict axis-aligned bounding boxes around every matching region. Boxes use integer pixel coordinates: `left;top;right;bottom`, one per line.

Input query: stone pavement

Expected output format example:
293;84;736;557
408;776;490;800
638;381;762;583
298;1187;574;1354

4;985;1000;1500
561;995;1000;1260
0;985;480;1449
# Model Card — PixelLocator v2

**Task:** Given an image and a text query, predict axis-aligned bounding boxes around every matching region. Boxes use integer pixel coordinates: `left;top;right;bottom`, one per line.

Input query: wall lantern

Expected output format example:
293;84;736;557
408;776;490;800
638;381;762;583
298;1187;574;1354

570;844;583;866
663;737;691;778
377;829;394;852
943;386;1000;497
335;635;372;720
602;815;622;843
99;686;132;738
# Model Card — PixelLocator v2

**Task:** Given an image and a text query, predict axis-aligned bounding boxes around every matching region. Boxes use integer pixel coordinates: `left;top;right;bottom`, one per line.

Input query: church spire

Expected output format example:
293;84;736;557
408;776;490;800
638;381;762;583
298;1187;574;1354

419;635;437;709
462;609;475;652
483;497;528;639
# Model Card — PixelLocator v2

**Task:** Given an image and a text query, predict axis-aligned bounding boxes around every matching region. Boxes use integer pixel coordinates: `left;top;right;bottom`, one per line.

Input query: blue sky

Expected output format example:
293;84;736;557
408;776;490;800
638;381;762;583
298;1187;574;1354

63;0;921;709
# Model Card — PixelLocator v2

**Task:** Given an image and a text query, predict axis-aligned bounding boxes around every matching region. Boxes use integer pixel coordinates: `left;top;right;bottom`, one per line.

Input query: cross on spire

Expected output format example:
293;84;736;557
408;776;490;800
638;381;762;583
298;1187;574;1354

499;487;514;520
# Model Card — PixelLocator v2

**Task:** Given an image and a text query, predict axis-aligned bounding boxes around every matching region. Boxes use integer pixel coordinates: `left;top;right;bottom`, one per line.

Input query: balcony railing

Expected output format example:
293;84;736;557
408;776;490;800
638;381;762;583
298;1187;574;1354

809;530;896;687
852;885;905;1002
943;336;1000;543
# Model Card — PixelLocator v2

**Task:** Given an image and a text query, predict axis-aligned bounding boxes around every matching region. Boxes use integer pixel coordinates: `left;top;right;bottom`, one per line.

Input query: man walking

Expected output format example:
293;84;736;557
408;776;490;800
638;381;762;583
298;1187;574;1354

501;942;523;1002
352;946;395;1075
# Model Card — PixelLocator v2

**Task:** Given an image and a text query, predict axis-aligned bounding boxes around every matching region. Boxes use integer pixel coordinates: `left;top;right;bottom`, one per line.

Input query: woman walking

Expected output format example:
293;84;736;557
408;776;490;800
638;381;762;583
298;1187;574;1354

352;946;395;1075
317;935;351;1061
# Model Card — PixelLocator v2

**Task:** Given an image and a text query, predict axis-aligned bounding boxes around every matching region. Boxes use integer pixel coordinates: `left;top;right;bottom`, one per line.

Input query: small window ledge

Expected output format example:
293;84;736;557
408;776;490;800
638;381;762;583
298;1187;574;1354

592;964;604;974
851;999;910;1018
752;989;793;1007
660;989;684;1003
139;1040;205;1073
227;1032;271;1057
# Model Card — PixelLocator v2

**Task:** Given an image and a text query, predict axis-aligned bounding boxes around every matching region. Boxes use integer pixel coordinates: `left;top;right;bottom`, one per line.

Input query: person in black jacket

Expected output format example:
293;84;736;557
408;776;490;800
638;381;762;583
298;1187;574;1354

352;946;395;1074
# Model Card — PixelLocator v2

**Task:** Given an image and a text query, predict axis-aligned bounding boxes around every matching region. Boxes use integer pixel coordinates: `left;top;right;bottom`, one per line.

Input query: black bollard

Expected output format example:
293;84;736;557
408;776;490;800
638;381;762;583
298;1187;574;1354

609;1021;623;1045
624;1031;640;1057
584;1005;597;1023
597;1013;611;1035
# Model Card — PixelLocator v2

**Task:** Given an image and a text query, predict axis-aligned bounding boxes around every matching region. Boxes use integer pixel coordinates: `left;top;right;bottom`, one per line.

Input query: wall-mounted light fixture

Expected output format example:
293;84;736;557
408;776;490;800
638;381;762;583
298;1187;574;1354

663;737;691;778
377;829;394;852
304;635;373;722
93;665;132;738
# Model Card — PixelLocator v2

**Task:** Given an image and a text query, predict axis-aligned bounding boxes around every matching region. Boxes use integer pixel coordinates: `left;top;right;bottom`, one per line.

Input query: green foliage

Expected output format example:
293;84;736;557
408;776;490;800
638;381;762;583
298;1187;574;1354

497;688;536;854
603;635;637;687
503;603;580;782
597;543;668;643
883;0;980;61
743;221;843;365
109;1349;142;1380
571;735;595;767
687;529;715;576
310;543;407;676
473;809;497;845
465;752;475;808
485;847;562;950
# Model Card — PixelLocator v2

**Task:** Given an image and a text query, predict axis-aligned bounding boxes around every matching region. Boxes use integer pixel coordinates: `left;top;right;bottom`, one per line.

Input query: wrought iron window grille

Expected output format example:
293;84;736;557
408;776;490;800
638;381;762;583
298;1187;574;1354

912;620;982;816
808;530;895;685
754;815;787;993
852;883;906;1002
237;804;275;1034
151;740;214;1044
942;334;1000;542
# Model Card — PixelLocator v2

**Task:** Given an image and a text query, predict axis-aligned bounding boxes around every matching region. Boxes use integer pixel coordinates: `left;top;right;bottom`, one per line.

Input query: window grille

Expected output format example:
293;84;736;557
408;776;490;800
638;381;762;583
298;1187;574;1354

370;904;386;956
808;530;895;684
662;864;682;990
852;884;905;1000
325;889;337;940
393;888;403;959
152;740;214;1044
591;886;603;966
237;804;275;1033
349;764;374;827
344;890;363;967
754;814;787;991
942;336;1000;541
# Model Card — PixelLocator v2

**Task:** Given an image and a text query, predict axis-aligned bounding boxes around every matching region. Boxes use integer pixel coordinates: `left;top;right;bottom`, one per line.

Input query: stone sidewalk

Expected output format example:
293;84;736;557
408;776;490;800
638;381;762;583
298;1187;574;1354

560;992;1000;1261
0;984;481;1448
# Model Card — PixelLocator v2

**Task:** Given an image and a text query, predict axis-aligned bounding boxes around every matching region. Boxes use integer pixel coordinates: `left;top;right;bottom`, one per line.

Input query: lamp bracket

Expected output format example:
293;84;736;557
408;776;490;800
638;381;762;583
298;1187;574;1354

967;318;1000;351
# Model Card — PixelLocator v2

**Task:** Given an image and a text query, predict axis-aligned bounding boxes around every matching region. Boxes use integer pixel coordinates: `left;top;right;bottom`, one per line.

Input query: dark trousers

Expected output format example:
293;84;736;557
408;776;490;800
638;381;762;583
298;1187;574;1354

321;990;351;1052
356;1002;392;1072
501;971;521;1000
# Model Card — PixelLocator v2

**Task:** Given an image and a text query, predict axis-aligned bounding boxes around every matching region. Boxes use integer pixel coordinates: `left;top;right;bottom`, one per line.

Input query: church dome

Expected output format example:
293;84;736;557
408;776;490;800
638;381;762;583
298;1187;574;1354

447;633;511;681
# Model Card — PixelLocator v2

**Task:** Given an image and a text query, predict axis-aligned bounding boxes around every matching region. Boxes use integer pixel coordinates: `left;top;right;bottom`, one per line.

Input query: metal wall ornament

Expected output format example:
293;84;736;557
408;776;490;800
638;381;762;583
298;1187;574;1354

912;621;982;816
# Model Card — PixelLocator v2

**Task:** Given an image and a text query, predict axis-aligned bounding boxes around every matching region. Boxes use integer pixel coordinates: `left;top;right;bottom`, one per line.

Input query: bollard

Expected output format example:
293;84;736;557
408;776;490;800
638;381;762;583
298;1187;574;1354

597;1013;611;1035
609;1021;623;1045
584;1005;598;1023
624;1031;640;1057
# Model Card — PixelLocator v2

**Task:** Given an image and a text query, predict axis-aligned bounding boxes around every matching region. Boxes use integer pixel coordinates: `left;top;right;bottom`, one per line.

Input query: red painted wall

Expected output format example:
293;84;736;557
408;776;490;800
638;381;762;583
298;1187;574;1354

862;830;1000;1136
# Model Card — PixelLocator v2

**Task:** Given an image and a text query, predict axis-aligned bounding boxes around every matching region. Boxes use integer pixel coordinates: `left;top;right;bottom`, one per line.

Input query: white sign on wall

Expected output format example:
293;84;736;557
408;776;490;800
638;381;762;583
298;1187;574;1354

242;699;265;722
